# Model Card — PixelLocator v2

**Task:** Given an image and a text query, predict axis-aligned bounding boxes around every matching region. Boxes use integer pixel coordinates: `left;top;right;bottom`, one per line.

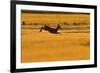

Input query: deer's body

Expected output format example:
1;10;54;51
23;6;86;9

40;24;61;34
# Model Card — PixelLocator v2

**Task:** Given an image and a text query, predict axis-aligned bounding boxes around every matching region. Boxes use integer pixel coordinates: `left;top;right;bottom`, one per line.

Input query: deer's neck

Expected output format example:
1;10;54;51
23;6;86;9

56;27;59;31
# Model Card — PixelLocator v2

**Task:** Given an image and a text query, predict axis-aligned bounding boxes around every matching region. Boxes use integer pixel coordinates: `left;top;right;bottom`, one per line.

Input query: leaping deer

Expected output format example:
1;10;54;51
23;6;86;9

39;24;61;34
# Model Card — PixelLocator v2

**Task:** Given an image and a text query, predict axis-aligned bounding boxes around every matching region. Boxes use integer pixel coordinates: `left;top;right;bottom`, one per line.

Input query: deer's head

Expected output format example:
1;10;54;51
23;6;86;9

57;24;61;29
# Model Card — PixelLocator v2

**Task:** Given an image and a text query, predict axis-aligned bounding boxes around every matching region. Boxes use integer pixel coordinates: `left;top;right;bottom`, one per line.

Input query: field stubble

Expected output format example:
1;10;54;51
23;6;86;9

22;29;90;63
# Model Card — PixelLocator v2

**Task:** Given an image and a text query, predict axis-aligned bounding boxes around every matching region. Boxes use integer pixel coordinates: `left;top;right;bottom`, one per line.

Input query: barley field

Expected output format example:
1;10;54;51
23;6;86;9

21;30;90;63
21;10;90;63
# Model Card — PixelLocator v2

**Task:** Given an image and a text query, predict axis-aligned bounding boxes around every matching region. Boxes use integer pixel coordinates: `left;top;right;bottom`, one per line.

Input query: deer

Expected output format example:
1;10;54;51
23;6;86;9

39;24;61;34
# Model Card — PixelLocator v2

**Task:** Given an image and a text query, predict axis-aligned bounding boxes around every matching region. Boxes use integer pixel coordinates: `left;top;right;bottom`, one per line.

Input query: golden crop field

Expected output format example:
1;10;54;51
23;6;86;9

21;10;90;63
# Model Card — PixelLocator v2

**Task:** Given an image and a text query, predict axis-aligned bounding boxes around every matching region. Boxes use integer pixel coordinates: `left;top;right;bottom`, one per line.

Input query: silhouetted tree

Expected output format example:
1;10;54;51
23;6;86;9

34;23;38;25
22;21;25;25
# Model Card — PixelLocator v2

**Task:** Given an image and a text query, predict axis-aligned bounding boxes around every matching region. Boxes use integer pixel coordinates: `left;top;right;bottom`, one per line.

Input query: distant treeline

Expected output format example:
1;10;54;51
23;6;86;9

21;21;90;31
22;21;89;26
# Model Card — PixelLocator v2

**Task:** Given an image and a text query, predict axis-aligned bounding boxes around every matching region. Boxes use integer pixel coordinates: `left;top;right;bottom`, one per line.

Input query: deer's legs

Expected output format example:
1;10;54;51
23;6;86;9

40;27;43;32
